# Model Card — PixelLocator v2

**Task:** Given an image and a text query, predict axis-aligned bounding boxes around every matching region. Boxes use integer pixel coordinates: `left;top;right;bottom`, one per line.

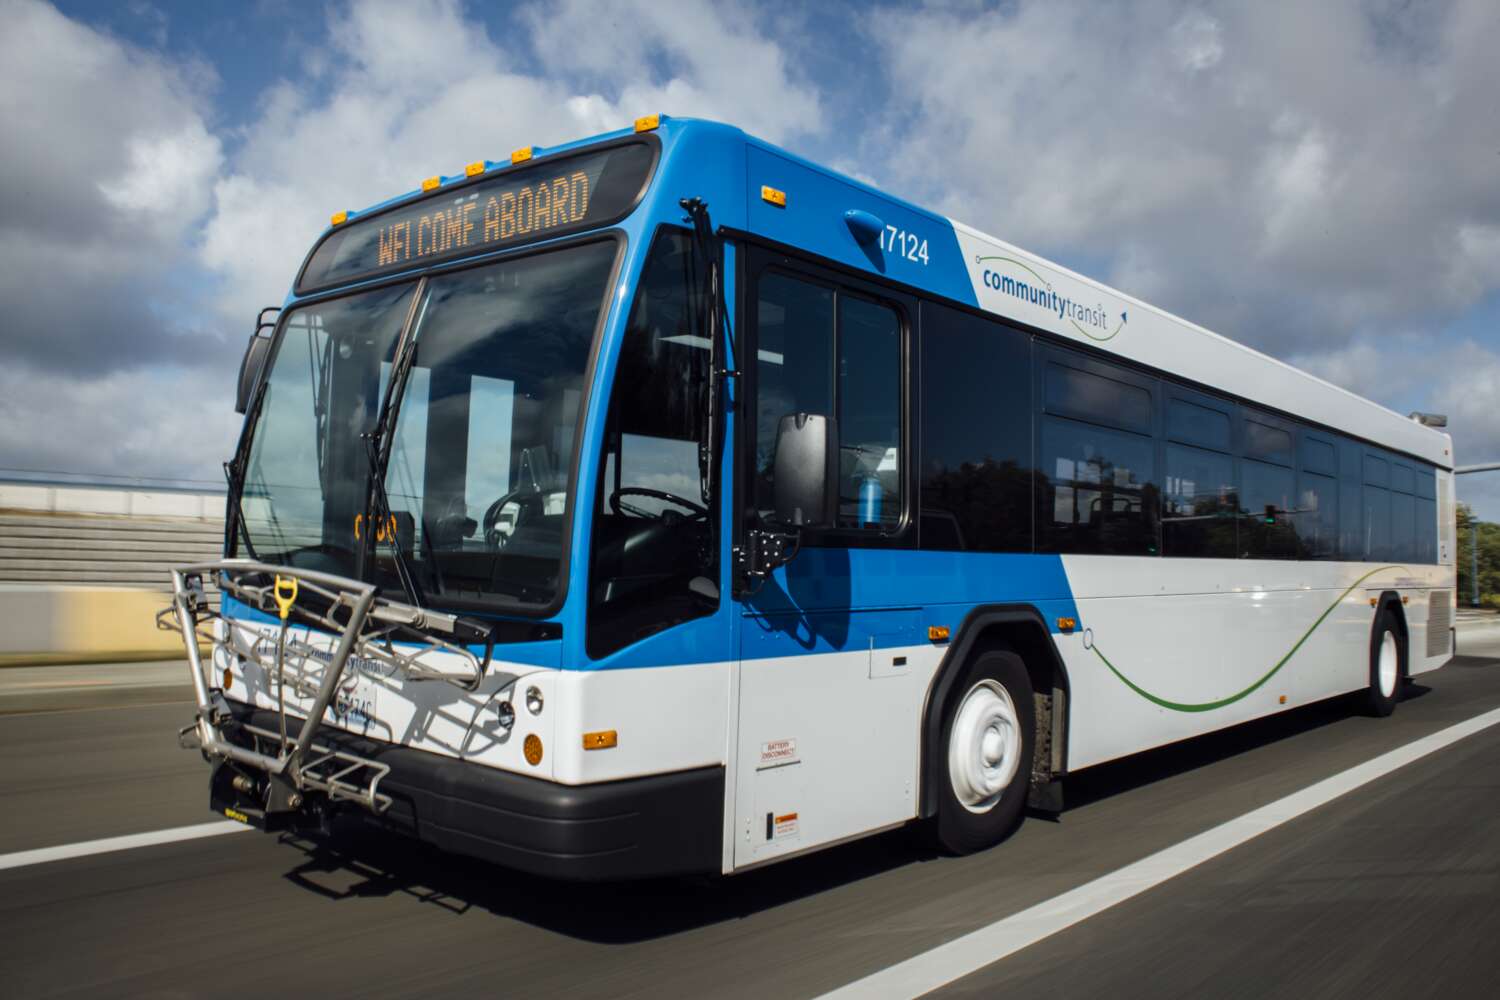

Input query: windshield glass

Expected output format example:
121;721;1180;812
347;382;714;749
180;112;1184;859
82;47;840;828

376;238;617;609
237;282;415;578
233;238;618;613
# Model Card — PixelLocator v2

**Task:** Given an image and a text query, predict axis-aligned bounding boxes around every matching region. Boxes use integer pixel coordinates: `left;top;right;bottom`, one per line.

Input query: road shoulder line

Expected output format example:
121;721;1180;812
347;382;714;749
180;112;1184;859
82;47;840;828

819;705;1500;1000
0;820;248;872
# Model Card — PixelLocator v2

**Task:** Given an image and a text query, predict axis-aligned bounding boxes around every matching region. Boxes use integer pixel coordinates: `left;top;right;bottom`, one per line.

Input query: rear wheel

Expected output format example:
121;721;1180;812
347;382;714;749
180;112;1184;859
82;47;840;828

934;650;1035;855
1363;608;1406;717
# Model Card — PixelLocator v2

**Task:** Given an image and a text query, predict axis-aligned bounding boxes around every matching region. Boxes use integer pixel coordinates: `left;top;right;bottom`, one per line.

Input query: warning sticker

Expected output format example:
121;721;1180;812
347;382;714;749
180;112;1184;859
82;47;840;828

773;812;799;840
759;738;799;768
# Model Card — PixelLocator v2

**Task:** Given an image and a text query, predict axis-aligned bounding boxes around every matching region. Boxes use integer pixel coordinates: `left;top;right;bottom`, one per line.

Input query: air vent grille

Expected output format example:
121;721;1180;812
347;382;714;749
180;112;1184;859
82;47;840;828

1427;591;1452;657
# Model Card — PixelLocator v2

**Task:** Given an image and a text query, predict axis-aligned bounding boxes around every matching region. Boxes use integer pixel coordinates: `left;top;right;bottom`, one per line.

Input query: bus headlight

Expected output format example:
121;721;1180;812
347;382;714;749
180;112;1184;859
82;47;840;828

525;686;544;715
494;700;515;731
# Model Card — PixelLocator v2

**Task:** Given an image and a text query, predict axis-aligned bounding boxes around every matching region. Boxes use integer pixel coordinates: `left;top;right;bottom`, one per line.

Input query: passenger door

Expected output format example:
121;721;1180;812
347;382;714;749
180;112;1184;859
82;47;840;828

732;250;925;868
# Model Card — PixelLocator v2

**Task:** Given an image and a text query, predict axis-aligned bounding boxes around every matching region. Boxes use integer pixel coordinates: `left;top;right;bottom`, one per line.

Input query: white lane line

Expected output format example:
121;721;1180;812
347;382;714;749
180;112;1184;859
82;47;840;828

0;821;250;872
821;705;1500;1000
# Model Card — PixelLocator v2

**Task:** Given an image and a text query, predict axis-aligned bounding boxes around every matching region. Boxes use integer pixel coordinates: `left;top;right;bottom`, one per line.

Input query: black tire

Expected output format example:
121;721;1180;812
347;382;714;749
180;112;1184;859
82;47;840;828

934;649;1036;855
1363;607;1406;718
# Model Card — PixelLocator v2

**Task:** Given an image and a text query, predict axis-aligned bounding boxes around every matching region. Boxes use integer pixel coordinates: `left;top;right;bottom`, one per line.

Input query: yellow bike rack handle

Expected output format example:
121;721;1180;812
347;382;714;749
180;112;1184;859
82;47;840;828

273;575;298;622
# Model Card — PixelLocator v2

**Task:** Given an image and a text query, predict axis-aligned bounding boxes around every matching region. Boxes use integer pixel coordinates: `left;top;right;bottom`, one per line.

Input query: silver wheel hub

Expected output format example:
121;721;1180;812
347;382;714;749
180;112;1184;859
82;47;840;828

949;680;1022;813
1378;631;1399;698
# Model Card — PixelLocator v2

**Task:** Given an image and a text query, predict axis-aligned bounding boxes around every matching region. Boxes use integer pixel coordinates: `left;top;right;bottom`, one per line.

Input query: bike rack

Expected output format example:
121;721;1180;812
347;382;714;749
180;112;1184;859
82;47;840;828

162;559;489;820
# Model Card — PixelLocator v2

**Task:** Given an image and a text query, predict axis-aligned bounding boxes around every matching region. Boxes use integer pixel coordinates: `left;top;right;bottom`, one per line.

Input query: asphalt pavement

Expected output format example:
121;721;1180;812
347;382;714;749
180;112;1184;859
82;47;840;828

3;629;1500;998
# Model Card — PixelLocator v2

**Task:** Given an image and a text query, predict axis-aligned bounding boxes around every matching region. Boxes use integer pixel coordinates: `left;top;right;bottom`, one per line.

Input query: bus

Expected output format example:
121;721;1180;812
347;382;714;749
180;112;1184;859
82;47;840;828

166;115;1458;880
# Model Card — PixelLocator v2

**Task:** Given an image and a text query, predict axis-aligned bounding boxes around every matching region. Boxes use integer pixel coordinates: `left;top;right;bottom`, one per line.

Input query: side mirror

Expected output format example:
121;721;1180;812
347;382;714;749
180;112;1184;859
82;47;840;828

772;413;837;529
234;334;271;414
235;307;281;414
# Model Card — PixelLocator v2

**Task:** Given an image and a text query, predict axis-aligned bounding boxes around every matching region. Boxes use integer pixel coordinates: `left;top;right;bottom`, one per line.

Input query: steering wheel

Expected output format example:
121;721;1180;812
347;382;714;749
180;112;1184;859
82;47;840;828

481;486;542;550
610;487;708;521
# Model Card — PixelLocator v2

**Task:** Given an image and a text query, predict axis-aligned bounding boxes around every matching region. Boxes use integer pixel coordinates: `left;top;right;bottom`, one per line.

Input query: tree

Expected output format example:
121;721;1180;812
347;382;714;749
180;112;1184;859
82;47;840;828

1456;504;1500;608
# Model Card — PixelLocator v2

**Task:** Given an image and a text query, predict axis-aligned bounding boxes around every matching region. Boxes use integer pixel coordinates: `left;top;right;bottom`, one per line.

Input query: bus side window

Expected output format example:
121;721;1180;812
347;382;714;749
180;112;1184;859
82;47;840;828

1363;453;1391;560
1239;412;1299;559
918;302;1031;553
1036;350;1159;556
1298;434;1339;560
1162;392;1237;558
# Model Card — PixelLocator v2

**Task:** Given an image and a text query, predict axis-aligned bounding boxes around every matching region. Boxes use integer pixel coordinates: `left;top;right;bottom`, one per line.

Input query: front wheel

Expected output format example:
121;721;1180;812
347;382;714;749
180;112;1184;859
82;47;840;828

934;650;1035;855
1363;608;1406;717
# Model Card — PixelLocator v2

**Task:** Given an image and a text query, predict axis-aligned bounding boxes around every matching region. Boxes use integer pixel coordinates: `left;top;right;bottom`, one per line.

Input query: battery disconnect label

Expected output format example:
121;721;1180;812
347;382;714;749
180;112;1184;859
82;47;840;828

773;812;799;840
759;738;798;769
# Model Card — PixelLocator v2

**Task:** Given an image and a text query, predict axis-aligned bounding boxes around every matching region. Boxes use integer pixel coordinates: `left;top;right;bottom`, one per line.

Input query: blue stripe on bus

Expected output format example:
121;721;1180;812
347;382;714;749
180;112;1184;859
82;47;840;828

221;551;1079;672
594;550;1080;670
220;594;561;668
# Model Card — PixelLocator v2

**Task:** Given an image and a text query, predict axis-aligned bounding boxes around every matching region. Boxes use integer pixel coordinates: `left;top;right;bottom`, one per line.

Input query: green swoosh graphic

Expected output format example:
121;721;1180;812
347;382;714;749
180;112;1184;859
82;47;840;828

1072;315;1125;342
975;255;1124;342
1087;565;1407;713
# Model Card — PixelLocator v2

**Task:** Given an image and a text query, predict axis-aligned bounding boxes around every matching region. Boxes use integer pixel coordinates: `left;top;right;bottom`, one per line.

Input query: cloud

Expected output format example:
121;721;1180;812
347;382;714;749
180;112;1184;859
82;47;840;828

865;0;1500;357
0;362;239;482
0;0;225;374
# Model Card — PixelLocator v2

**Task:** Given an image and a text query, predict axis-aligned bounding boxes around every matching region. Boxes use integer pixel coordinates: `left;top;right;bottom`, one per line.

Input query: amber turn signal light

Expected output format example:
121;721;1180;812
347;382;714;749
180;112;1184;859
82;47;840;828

582;730;618;750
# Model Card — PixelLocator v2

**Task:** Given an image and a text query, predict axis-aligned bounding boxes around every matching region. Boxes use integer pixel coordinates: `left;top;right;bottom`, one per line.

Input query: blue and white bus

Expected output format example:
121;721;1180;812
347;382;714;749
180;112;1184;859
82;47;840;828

168;115;1457;879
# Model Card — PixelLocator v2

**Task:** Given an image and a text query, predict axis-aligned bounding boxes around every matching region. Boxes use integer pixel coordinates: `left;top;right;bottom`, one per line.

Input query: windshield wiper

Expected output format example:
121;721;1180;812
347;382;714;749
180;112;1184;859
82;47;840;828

224;374;268;561
362;434;426;607
360;285;428;607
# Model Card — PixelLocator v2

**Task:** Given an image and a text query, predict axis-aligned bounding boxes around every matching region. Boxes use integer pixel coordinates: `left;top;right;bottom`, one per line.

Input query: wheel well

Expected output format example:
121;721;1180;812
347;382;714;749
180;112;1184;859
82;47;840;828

1379;592;1409;639
918;606;1071;819
1376;591;1410;674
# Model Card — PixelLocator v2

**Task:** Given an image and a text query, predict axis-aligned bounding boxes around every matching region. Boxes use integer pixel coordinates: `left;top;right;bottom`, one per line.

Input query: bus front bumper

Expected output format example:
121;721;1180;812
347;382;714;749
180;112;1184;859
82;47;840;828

214;702;725;881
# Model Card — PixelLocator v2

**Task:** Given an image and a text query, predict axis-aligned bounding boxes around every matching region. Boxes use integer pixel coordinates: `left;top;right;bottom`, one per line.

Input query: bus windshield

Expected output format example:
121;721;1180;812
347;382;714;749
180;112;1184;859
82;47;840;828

235;238;619;613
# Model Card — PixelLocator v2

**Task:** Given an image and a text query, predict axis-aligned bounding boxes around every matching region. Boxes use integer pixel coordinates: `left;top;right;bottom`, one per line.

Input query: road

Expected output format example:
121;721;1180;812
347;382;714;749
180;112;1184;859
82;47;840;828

3;629;1500;998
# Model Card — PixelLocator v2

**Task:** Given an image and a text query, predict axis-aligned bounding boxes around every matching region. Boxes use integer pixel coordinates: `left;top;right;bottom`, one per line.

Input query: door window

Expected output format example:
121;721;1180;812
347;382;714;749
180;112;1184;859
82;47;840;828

753;271;904;534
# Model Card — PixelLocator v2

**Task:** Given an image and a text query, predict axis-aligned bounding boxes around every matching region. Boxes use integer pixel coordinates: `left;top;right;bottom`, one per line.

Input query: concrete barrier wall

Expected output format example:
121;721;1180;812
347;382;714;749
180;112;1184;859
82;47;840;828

0;479;226;663
0;584;194;661
0;481;225;520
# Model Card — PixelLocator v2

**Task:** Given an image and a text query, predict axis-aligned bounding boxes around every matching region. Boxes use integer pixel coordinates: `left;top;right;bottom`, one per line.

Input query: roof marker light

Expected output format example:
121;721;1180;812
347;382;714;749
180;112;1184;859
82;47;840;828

511;146;533;165
421;176;441;192
634;114;660;132
330;211;348;226
761;185;787;208
465;161;485;177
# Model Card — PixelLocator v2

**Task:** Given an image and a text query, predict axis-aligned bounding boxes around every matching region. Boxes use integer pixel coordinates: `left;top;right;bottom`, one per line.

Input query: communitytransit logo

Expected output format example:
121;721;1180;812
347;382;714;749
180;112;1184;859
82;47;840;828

976;254;1128;341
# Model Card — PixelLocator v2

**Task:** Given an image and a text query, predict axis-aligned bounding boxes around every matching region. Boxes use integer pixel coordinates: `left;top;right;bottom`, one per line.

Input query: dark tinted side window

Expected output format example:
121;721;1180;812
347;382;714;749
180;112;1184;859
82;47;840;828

1167;398;1232;453
1162;388;1236;558
1363;454;1391;560
1037;349;1158;555
1298;433;1338;559
1045;361;1153;433
1239;411;1298;558
919;303;1032;552
1338;439;1363;560
1414;463;1437;564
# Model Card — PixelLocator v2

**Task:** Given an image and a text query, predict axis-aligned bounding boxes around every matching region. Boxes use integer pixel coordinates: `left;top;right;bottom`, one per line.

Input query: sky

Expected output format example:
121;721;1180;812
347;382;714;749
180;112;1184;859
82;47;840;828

2;0;1498;516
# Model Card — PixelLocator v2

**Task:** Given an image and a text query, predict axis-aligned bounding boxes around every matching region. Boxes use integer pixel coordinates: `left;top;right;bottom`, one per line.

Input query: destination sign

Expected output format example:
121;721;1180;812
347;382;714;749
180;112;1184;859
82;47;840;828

298;141;655;292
